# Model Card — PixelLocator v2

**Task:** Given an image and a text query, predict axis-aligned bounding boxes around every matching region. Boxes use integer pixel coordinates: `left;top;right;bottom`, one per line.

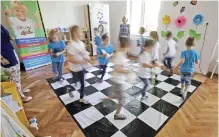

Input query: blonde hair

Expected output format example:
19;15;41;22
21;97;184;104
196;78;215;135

69;25;80;40
11;2;27;12
48;30;58;42
150;31;159;42
144;38;155;48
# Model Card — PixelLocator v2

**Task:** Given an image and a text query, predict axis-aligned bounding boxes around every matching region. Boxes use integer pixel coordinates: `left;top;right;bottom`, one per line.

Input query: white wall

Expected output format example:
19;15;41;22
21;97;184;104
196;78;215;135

157;1;218;74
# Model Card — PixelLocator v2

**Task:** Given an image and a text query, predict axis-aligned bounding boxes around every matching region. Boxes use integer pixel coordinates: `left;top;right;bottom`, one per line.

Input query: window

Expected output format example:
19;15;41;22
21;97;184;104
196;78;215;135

127;0;161;34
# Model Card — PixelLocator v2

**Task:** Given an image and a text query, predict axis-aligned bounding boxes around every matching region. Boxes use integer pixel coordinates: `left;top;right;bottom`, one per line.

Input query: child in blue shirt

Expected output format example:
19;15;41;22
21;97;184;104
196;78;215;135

137;27;145;55
94;28;102;47
97;34;114;82
48;31;66;82
174;37;199;100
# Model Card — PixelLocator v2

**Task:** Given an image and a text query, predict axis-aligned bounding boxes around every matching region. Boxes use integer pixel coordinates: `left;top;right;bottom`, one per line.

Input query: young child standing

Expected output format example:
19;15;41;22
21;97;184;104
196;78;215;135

67;25;90;104
112;38;131;120
137;27;146;54
137;38;160;99
174;37;199;100
48;31;66;82
150;31;161;79
163;31;178;75
94;28;102;47
97;34;114;82
119;16;130;45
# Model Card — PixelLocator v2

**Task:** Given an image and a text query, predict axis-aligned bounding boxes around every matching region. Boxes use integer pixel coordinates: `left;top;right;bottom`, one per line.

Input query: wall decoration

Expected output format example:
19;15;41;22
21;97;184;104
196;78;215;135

174;16;187;39
180;7;185;13
189;14;204;40
191;0;197;5
161;15;171;37
173;1;178;7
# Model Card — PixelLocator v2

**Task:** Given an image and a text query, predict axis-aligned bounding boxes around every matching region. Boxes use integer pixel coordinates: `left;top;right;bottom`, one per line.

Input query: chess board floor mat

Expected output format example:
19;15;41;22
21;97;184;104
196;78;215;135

47;60;202;137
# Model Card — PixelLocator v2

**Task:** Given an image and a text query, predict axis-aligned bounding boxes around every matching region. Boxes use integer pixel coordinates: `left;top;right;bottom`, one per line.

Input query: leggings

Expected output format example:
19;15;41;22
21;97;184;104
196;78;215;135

72;70;85;99
139;77;149;97
163;57;173;73
100;65;107;80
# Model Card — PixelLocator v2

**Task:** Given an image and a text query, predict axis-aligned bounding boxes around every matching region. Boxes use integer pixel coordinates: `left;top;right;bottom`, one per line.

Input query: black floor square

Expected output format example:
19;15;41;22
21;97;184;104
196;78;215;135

191;79;202;87
124;99;149;116
84;86;99;96
91;70;102;76
101;86;115;96
164;78;180;86
86;77;99;85
55;85;75;96
94;99;117;116
65;101;92;115
149;78;161;86
152;99;178;117
148;87;168;98
84;117;118;137
47;77;57;83
161;71;172;77
66;78;77;84
121;118;156;137
105;79;117;86
169;87;182;97
126;86;142;97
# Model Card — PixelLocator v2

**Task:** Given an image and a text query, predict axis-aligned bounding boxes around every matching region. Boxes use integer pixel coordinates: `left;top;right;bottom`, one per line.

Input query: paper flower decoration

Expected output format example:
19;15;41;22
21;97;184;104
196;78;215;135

193;14;204;26
175;16;187;28
162;15;171;25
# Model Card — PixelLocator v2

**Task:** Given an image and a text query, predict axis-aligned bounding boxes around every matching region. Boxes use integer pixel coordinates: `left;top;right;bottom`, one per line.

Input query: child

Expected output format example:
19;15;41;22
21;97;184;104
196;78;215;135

94;28;102;47
137;27;146;54
48;31;66;82
4;2;42;38
97;34;114;82
111;38;131;120
150;31;161;79
137;38;160;99
163;31;178;75
119;16;130;45
174;37;199;100
67;25;90;104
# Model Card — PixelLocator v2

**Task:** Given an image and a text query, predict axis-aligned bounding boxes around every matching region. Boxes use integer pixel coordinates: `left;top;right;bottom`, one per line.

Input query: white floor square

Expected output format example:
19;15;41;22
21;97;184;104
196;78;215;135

162;93;183;107
106;108;136;130
86;67;100;72
138;107;168;130
136;93;160;106
170;74;181;81
92;81;111;91
85;73;95;80
177;84;196;93
59;91;80;105
74;106;104;128
97;73;112;80
111;131;127;137
156;75;169;81
107;62;114;67
51;80;69;90
106;67;113;73
121;81;133;91
135;82;153;91
62;73;73;79
156;82;175;92
84;92;108;105
71;81;90;90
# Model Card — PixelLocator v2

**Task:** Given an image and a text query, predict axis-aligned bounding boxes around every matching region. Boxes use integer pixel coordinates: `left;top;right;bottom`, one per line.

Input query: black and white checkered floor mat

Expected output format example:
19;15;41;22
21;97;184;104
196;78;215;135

47;60;202;137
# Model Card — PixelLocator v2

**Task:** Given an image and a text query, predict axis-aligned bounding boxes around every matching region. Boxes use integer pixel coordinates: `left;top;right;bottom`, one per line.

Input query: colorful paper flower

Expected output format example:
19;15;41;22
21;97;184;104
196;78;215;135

162;15;171;25
193;14;204;26
175;16;187;28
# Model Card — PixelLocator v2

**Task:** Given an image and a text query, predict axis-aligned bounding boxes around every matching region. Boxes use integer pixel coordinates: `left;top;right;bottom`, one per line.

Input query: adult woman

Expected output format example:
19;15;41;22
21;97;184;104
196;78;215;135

1;25;32;102
118;16;130;45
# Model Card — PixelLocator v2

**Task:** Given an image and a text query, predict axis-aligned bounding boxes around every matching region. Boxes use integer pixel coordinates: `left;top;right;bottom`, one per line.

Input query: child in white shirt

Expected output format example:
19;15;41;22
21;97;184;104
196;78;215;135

67;25;90;104
163;31;178;75
4;2;42;38
137;38;160;99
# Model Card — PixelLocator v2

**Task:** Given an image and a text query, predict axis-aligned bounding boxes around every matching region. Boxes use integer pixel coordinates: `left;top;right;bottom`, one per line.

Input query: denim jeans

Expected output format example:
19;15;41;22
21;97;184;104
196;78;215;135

52;62;64;81
163;57;173;73
139;77;149;97
180;72;192;85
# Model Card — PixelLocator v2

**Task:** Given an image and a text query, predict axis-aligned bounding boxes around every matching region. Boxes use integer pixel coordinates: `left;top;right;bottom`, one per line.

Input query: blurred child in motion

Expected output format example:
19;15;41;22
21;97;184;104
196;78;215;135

94;27;102;47
67;25;90;104
137;27;146;55
137;38;161;99
48;31;66;83
174;37;199;100
97;34;114;83
163;31;178;75
111;38;131;120
150;31;161;79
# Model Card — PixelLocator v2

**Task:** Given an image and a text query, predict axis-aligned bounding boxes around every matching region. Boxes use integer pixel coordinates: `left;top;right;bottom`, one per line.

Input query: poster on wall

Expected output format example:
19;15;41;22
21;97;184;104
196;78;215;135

2;1;51;70
89;3;110;40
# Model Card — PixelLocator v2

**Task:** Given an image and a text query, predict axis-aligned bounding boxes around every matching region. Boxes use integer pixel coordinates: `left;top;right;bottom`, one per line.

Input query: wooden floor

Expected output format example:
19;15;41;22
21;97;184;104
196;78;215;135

21;62;218;137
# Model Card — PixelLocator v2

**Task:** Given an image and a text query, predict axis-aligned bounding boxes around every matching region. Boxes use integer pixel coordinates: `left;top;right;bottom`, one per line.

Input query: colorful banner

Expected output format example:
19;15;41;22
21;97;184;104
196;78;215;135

2;1;51;70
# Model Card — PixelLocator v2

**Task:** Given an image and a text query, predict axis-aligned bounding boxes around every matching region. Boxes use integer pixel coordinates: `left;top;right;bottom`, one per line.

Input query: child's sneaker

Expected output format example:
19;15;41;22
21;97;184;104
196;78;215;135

79;99;90;105
114;114;127;120
182;91;187;100
141;95;148;100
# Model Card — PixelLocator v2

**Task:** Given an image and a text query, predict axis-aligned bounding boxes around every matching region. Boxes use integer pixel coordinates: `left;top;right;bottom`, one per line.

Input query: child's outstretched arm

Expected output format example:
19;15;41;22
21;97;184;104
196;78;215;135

142;63;159;68
4;6;13;26
34;11;42;28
